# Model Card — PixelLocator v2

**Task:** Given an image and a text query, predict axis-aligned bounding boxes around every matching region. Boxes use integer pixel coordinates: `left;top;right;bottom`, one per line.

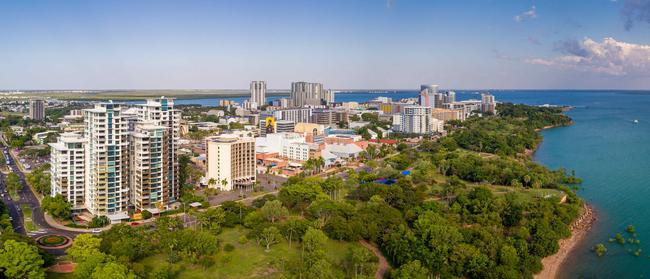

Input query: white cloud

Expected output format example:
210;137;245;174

514;6;537;22
526;37;650;76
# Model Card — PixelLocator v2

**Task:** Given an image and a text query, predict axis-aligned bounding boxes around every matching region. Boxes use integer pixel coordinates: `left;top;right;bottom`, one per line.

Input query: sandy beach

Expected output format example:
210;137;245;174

535;204;596;279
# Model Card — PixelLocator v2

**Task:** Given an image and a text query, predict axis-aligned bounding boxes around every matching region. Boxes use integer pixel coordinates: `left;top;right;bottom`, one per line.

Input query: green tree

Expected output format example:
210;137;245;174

259;226;281;251
91;262;135;279
0;240;45;279
302;228;328;267
42;194;72;220
197;207;226;233
390;260;430;279
260;200;288;223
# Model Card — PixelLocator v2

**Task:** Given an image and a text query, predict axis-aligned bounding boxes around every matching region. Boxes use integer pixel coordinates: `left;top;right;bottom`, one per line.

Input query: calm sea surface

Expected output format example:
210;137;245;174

170;90;649;277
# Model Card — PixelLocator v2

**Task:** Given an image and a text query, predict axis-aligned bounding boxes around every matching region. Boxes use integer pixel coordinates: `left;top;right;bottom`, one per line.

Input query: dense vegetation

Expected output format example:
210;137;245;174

449;103;572;156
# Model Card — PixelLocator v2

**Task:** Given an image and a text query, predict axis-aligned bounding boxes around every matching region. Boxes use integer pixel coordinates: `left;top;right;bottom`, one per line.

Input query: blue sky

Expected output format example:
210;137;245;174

0;0;649;90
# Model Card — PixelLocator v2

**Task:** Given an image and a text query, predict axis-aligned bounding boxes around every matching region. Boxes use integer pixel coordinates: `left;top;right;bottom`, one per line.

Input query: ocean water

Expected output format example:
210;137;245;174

171;90;649;277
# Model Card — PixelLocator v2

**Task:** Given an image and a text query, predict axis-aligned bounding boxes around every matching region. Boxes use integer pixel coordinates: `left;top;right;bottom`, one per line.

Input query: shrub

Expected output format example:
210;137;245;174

223;243;235;252
141;210;153;220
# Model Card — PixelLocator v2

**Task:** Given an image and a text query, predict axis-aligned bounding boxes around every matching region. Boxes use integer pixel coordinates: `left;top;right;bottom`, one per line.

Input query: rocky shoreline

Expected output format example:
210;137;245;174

535;204;596;279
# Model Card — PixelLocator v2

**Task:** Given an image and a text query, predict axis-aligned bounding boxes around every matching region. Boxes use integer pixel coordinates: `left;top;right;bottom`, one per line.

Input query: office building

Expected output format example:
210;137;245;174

29;99;45;120
250;81;267;108
400;106;435;134
83;102;130;216
136;97;181;203
259;117;296;136
49;133;86;210
206;135;256;191
312;109;349;126
481;93;497;115
290;81;334;107
262;108;312;124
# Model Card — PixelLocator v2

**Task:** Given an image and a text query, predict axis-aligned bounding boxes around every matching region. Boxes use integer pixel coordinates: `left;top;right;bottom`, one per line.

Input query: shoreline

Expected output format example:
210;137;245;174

535;203;596;279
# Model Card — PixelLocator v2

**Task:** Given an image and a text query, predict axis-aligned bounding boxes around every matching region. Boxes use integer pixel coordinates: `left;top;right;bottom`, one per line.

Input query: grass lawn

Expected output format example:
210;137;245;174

20;204;37;232
9;190;20;201
139;226;362;279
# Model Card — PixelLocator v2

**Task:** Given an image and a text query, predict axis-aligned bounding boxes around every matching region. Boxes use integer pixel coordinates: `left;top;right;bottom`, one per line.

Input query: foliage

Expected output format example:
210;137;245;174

42;194;72;220
90;216;110;228
27;168;51;196
6;172;22;195
141;210;153;220
0;239;45;279
260;200;288;223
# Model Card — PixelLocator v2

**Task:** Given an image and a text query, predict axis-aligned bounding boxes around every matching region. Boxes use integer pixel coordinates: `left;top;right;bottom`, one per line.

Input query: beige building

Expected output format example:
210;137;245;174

206;135;256;191
431;108;465;122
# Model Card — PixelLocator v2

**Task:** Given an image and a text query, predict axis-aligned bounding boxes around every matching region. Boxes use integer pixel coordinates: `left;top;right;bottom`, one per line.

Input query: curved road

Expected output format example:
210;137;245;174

0;144;81;255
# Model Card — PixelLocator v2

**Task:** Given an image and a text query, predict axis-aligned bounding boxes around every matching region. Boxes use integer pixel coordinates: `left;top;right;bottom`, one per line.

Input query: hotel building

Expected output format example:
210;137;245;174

206;135;256;191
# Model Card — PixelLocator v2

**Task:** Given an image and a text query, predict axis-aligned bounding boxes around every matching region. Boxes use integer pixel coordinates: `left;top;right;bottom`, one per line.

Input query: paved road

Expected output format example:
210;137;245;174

0;144;81;255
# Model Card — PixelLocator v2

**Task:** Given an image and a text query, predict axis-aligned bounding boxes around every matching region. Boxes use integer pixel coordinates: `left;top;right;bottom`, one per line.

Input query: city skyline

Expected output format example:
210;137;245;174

1;0;649;90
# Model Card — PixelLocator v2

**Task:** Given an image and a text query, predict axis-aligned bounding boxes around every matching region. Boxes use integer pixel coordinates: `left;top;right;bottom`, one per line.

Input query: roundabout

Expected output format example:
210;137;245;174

36;234;72;249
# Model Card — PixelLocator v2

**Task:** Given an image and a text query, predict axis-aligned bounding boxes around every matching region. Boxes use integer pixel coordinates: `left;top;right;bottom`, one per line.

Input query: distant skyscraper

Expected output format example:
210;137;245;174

250;81;267;108
290;81;333;107
29;99;45;120
481;93;497;115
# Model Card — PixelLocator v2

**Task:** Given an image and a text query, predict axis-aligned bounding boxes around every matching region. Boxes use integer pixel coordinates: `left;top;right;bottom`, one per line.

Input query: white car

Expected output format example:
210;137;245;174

91;229;102;234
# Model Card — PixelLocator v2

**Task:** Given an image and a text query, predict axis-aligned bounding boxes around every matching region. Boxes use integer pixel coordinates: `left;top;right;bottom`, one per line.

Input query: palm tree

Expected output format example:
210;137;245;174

208;178;216;189
221;179;228;190
315;156;325;173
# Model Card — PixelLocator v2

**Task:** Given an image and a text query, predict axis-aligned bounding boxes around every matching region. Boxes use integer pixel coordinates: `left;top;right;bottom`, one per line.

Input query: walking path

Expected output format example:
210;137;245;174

359;240;389;279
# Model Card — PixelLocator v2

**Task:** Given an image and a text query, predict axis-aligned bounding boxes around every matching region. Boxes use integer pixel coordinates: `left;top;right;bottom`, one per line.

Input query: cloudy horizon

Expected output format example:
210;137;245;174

1;0;649;90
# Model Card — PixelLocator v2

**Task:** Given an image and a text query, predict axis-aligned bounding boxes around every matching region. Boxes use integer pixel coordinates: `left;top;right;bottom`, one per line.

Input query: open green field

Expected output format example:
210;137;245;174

20;204;38;232
139;226;362;279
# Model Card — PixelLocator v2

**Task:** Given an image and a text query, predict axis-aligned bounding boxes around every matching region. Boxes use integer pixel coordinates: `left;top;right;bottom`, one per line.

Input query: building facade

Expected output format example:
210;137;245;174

400;106;435;134
29;99;45;120
83;102;130;216
290;81;334;107
206;135;256;191
481;93;497;115
49;133;86;210
250;81;267;108
128;122;167;211
136;97;181;203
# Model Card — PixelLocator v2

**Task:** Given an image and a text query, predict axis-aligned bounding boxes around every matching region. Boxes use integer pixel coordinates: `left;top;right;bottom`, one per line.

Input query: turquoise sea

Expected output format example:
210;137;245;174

170;90;650;277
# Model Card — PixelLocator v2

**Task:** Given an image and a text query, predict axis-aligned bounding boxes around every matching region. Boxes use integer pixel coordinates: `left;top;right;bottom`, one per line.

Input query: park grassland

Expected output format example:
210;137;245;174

135;226;360;279
20;204;38;232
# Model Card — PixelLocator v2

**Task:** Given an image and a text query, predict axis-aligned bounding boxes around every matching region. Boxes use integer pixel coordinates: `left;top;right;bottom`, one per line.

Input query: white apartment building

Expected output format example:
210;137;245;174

400;106;436;134
206;135;256;191
129;122;167;211
481;93;497;115
49;133;86;210
250;81;267;108
136;97;181;203
83;102;130;216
